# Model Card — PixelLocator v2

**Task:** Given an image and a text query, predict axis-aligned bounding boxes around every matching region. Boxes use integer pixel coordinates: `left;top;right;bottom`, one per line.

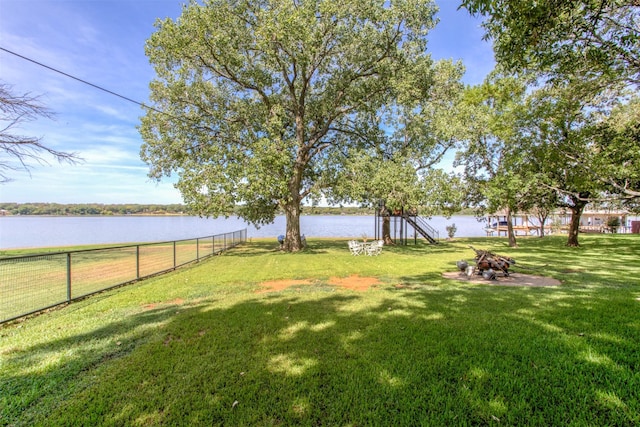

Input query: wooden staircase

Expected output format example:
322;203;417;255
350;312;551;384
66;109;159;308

403;214;439;244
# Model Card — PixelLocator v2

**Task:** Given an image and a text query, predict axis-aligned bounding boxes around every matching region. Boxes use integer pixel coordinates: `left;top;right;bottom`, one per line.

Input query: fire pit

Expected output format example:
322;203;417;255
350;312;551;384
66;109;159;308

469;246;516;278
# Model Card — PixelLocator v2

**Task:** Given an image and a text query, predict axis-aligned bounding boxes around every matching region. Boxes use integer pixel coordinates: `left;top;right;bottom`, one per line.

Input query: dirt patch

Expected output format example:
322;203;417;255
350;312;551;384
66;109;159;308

142;298;186;310
256;275;380;293
256;279;314;293
328;275;381;291
442;271;561;287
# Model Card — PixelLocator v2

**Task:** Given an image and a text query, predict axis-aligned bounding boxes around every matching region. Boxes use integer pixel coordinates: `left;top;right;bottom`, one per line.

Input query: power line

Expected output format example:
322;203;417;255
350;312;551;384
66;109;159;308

1;45;217;153
0;45;164;115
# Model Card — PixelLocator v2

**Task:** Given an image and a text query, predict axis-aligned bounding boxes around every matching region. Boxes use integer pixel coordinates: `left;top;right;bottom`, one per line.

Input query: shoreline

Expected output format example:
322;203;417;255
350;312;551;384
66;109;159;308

0;212;477;218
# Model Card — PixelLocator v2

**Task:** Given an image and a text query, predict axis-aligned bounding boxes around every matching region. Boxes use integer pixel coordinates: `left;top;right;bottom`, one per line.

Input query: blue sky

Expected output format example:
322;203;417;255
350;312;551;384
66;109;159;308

0;0;494;204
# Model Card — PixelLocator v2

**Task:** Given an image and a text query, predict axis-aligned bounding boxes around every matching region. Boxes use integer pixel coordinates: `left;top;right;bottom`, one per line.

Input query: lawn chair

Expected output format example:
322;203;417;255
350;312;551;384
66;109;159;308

348;240;364;255
365;240;383;256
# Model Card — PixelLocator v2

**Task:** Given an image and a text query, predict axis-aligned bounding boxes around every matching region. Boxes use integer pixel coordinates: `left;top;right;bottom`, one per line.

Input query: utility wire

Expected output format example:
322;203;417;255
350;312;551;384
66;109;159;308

1;45;219;153
0;45;165;115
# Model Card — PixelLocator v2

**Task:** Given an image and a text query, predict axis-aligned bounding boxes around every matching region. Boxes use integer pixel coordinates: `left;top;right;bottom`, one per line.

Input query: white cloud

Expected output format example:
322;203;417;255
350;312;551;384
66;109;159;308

1;162;182;204
1;0;494;205
0;0;184;204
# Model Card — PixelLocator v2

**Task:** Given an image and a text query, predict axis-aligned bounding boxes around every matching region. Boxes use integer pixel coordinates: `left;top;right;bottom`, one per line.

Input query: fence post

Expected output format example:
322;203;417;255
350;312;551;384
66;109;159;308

66;252;72;302
173;241;177;268
212;235;215;255
196;238;200;261
136;245;140;279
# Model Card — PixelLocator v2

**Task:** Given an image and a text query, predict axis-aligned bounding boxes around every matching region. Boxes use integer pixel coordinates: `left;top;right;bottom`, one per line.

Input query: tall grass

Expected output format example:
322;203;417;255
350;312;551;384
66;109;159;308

1;235;639;426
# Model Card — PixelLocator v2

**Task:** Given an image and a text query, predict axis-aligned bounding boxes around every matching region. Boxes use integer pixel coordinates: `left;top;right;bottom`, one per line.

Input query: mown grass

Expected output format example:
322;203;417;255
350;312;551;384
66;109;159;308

0;239;230;322
1;235;639;426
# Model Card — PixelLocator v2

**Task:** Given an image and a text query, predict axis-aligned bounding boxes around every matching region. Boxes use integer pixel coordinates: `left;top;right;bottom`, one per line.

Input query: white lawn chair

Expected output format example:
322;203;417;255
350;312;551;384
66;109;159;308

348;240;364;255
365;240;384;256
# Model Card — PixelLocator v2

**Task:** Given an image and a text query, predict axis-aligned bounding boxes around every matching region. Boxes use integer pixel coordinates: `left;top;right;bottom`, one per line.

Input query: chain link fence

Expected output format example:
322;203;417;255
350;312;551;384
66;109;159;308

0;229;246;323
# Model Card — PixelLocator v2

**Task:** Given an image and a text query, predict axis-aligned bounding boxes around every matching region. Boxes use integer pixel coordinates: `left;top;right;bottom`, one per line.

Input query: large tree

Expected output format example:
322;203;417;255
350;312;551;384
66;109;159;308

516;84;609;247
327;59;467;243
0;83;80;183
140;0;439;251
458;0;640;244
454;74;528;247
460;0;640;87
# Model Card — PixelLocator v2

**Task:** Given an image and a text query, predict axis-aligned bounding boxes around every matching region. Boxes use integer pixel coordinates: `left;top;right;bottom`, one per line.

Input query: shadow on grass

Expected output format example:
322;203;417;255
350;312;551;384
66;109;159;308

4;235;640;425
502;235;640;288
226;239;339;256
233;239;459;257
6;283;638;426
1;301;192;426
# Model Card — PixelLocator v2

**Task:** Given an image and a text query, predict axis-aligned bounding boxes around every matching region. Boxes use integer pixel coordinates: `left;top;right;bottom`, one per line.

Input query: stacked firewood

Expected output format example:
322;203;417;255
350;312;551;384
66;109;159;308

469;246;516;277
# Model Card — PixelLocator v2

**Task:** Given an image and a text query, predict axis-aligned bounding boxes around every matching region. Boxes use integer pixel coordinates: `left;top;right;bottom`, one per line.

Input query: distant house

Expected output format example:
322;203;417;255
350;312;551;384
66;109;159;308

485;211;541;236
485;208;638;236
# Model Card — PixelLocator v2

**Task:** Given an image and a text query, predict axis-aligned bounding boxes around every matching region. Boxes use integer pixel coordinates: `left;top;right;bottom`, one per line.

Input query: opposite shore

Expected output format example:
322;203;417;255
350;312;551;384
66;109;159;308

0;202;476;217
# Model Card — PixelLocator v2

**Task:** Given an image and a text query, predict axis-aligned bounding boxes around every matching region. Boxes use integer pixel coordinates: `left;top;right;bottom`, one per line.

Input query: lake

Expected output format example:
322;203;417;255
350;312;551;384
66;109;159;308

0;215;489;250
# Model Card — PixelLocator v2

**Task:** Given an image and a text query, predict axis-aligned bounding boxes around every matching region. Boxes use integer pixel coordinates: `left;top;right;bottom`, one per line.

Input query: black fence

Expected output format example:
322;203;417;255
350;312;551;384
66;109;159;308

0;229;246;324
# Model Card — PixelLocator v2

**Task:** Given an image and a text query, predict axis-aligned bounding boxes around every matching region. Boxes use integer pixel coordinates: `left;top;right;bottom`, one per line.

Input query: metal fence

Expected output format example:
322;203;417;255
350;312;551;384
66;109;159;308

0;229;246;324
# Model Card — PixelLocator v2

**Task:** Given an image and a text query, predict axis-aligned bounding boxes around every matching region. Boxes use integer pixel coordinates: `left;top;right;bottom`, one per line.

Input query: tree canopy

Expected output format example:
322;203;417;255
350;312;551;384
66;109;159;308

461;0;640;87
329;59;466;213
453;72;638;246
456;1;640;246
453;74;531;247
140;0;446;251
589;96;640;199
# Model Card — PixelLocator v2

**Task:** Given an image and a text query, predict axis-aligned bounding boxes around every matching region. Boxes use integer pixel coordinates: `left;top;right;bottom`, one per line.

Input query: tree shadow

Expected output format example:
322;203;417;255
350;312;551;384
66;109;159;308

4;235;640;425
1;300;199;425
5;284;638;425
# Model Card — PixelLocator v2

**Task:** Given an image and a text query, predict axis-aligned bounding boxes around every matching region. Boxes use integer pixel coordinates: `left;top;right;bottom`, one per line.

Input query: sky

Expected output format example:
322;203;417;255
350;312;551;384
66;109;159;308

0;0;494;205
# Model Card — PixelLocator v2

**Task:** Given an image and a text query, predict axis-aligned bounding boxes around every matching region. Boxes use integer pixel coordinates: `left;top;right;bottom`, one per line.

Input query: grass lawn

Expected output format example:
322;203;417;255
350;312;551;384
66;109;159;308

1;235;639;426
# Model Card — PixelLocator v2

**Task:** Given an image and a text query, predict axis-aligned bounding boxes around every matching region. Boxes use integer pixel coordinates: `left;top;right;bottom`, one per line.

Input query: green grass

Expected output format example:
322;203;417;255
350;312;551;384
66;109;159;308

1;236;639;426
0;239;231;322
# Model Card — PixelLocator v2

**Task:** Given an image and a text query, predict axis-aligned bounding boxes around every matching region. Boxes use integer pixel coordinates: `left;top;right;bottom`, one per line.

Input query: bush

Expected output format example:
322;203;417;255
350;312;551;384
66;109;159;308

445;223;457;239
606;216;621;233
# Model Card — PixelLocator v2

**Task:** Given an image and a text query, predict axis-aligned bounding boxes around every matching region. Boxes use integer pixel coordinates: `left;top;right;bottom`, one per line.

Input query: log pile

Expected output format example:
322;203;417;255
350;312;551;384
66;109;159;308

469;246;516;277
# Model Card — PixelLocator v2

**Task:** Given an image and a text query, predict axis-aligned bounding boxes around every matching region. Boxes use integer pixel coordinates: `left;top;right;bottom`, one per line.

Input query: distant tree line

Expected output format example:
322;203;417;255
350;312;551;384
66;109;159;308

302;206;376;216
0;203;384;216
0;203;187;216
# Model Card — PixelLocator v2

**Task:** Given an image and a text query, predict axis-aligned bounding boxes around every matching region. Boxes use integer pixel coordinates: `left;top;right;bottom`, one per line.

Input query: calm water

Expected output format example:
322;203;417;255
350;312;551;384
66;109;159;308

0;215;488;249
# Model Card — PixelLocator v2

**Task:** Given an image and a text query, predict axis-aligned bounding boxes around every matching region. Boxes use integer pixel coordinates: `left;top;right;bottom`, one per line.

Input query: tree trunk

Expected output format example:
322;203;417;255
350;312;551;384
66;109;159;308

283;200;302;251
536;212;549;238
566;210;580;247
566;207;582;247
282;159;304;252
566;194;589;247
382;214;393;245
506;208;517;248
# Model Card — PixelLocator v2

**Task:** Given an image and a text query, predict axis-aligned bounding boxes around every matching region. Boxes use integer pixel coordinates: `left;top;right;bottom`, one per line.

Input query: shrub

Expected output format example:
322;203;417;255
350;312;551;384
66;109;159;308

606;216;621;233
445;223;457;239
